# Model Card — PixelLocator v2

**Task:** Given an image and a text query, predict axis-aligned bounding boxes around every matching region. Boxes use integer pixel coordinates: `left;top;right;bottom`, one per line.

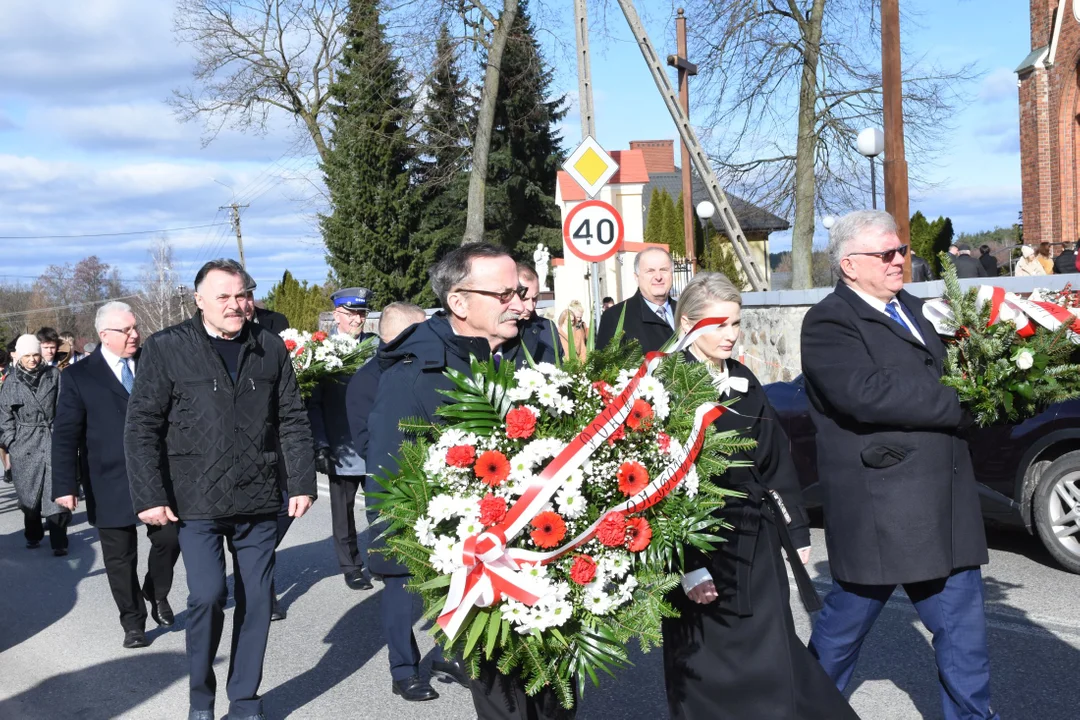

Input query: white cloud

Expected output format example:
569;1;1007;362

978;67;1018;104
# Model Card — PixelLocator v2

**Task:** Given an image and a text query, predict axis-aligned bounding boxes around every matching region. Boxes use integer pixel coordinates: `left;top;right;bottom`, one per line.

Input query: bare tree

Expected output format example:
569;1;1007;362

686;0;975;288
135;236;183;334
171;0;352;162
29;257;127;340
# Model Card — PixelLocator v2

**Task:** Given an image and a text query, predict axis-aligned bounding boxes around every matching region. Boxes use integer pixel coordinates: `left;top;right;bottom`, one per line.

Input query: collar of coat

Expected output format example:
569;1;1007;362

376;312;526;372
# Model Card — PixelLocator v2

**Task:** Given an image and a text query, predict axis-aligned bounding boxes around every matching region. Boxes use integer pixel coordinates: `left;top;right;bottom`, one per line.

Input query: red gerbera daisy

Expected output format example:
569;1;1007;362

474;450;510;487
529;511;567;548
596;512;627;547
617;461;649;496
625;399;654;431
479;493;508;527
505;406;537;440
445;444;476;468
313;330;327;342
625;517;652;552
569;554;597;585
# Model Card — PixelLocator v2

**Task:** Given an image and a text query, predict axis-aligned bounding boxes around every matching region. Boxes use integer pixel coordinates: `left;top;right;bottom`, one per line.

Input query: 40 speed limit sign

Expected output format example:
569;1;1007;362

562;200;625;262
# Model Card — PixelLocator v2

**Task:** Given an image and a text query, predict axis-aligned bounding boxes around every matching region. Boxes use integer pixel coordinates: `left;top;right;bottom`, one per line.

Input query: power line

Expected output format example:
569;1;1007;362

0;222;229;241
0;292;145;320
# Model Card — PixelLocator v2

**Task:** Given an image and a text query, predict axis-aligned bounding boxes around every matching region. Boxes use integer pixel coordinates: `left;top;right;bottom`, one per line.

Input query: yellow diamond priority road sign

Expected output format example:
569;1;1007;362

562;136;618;199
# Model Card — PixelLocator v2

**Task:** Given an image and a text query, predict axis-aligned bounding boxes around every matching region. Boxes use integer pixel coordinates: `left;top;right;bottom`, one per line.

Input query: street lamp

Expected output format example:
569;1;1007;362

856;128;885;209
696;201;715;265
822;215;836;230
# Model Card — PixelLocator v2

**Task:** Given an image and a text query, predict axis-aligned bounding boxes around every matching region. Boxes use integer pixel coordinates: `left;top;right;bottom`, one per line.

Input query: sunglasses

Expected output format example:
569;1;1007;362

846;244;909;263
454;286;528;304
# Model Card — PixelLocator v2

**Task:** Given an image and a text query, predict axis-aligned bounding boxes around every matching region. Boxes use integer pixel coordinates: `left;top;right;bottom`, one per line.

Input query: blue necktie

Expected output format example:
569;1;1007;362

884;301;908;331
120;359;134;393
493;352;502;370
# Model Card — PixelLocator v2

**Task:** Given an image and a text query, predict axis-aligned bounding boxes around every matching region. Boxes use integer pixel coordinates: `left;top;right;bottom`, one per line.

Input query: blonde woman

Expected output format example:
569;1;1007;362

662;273;857;720
556;301;588;361
1015;245;1046;277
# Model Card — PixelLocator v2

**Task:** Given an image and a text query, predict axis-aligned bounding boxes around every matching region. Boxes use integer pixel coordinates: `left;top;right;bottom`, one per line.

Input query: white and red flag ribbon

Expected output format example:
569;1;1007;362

436;318;732;640
923;285;1080;344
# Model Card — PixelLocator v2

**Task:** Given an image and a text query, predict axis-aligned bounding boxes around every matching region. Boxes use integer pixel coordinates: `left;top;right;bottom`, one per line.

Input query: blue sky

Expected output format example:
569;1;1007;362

0;0;1027;291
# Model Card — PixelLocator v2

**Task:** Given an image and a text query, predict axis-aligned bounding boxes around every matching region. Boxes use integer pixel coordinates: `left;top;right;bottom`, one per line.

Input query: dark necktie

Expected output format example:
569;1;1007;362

493;352;503;370
120;359;134;393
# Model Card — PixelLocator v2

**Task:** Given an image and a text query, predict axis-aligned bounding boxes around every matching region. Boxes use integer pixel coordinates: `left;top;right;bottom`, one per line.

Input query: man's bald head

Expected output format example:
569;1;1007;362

378;302;427;343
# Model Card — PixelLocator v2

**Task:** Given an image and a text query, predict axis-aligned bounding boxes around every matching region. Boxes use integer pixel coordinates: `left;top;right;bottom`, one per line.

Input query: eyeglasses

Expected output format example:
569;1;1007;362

846;245;909;263
103;326;140;337
454;286;528;304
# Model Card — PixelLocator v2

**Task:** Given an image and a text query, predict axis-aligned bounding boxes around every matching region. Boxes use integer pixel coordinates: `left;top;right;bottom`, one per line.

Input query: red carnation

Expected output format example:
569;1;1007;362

284;339;297;352
479;493;507;527
606;425;626;447
505;406;537;440
530;511;567;549
313;331;327;342
596;512;627;547
617;461;649;496
445;444;476;468
592;380;614;404
475;450;510;487
625;516;652;552
625;399;654;431
569;555;598;585
657;431;672;454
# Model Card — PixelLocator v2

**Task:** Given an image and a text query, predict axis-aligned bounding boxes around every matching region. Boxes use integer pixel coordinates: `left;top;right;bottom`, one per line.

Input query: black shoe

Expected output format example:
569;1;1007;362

344;568;373;591
143;586;174;627
187;711;213;720
123;629;149;649
270;594;286;622
26;540;40;549
391;675;439;701
431;658;470;688
53;548;68;557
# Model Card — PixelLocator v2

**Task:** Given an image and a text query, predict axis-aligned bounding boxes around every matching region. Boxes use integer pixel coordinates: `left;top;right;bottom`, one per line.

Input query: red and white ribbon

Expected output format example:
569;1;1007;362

437;318;731;640
923;286;1080;345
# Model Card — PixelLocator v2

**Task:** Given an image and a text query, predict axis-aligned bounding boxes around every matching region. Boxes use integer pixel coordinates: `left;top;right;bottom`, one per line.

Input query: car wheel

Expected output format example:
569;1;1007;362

1033;451;1080;574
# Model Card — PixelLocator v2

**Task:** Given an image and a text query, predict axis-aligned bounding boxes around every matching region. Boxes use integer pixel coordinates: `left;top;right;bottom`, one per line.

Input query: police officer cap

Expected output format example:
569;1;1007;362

332;287;371;311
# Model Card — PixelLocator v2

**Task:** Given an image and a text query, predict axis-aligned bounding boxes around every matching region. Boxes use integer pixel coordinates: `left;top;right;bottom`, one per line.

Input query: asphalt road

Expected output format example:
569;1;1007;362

1;478;1077;720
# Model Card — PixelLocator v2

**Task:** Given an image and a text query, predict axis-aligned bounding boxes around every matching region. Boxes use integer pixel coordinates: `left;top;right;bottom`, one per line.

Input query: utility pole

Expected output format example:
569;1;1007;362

881;0;911;283
221;203;250;268
574;0;604;323
667;9;697;266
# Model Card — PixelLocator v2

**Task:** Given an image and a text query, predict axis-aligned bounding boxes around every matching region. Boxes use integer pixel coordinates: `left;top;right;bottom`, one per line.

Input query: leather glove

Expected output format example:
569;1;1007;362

314;447;335;475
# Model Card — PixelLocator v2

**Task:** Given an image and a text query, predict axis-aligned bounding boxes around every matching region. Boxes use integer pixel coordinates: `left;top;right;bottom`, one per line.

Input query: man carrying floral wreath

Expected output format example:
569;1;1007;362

366;243;560;714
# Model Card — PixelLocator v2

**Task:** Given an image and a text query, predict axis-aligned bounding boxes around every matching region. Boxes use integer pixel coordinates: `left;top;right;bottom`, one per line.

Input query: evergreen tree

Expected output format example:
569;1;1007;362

320;0;421;305
265;271;329;331
411;24;474;306
671;191;687;258
484;2;567;258
909;211;933;265
659;191;680;253
644;188;667;245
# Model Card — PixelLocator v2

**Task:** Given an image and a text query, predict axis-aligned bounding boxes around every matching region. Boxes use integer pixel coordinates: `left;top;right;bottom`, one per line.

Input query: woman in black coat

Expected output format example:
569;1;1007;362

662;273;858;720
0;334;69;554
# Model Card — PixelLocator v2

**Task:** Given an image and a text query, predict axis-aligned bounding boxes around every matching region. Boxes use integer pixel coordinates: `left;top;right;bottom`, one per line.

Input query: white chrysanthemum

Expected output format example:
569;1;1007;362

637;376;662;397
454;495;482;521
501;600;530;625
514;368;546;392
583;588;615;615
323;356;343;370
456;517;483;540
554;396;575;415
430;536;460;574
600;551;632;579
508;386;533;402
682;466;700;498
427;494;458;522
524;438;564;461
534;362;560;377
618;575;639;602
436;429;479;451
544;598;573;627
508;452;535;482
279;328;303;343
423;448;447;477
519;562;549;582
555;485;586;519
415;516;437;547
535;384;560;408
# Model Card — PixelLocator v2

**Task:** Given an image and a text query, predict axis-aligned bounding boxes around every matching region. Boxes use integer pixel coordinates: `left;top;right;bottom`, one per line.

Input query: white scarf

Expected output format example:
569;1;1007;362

688;346;749;397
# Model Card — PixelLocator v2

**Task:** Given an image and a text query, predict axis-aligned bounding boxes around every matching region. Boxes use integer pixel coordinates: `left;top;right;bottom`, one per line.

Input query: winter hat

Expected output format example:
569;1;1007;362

14;334;40;364
1021;245;1035;259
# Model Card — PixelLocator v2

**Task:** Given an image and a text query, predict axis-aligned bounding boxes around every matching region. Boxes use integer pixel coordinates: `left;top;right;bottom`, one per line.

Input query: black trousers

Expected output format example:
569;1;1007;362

469;659;577;720
23;508;71;550
97;523;181;632
178;514;276;718
328;474;364;573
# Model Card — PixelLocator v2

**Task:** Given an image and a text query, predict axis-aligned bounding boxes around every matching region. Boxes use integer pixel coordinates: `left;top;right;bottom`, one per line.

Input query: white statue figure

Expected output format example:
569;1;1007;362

534;243;551;291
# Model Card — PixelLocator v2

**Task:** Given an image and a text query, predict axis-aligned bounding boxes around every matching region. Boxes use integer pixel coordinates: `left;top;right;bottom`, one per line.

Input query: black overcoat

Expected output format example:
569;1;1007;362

51;348;140;528
800;282;988;586
595;290;675;353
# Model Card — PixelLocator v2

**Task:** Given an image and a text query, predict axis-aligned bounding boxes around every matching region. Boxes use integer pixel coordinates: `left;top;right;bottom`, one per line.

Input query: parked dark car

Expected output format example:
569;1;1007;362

765;376;1080;574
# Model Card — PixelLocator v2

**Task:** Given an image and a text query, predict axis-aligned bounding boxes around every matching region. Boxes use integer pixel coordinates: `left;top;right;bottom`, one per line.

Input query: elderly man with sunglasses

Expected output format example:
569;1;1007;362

800;210;997;720
366;244;563;716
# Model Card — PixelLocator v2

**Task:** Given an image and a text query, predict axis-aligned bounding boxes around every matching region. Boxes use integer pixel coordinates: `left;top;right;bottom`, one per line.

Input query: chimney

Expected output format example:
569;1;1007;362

630;140;675;174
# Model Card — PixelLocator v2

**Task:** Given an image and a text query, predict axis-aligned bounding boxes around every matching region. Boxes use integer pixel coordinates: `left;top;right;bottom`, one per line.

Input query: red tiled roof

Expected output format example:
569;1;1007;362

556;149;651;202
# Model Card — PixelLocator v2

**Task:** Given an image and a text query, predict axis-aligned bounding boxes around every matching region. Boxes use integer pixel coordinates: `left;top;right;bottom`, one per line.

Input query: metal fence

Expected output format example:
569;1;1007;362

671;259;693;298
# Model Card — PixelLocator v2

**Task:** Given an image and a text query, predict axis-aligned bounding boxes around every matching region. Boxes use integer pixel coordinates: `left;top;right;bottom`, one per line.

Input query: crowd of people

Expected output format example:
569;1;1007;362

0;213;1002;720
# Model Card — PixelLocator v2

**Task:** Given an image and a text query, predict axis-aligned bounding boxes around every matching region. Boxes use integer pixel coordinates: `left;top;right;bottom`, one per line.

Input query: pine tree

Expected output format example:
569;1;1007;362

265;271;329;331
670;191;687;258
320;0;421;306
644;188;667;245
484;2;567;258
659;191;680;253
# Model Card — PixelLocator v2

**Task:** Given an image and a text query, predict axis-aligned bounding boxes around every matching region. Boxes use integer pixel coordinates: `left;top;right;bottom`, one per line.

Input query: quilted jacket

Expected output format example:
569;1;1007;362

124;313;316;520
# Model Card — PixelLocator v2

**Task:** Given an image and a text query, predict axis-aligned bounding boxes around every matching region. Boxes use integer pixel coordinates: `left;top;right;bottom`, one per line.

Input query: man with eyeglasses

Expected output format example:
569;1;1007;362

517;263;561;362
800;210;997;720
52;301;182;650
366;244;555;711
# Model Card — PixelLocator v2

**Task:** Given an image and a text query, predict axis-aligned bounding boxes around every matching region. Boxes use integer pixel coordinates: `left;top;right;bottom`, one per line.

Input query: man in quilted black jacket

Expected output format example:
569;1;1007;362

125;258;316;720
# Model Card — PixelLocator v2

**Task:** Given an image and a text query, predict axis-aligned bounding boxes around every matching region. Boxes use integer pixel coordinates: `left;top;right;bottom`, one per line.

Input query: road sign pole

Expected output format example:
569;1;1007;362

590;264;602;328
